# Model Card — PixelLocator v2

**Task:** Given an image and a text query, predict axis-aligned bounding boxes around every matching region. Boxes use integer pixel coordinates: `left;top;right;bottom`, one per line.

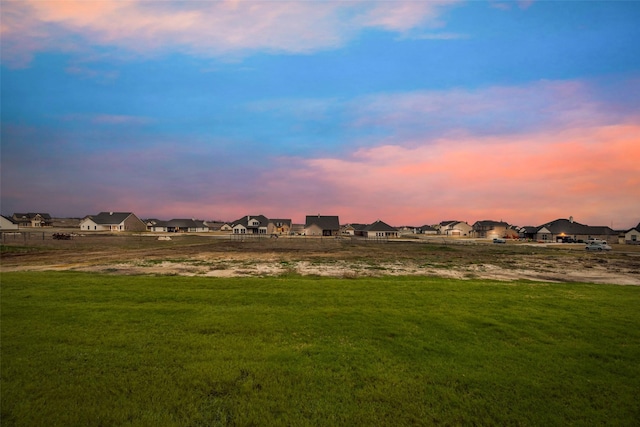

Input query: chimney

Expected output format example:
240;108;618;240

109;212;113;215
570;216;574;223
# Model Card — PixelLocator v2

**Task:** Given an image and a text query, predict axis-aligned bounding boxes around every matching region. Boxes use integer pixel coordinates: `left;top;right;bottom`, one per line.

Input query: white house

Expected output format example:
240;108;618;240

12;213;53;227
1;215;19;231
362;220;399;238
231;215;269;234
304;215;340;236
80;212;147;232
625;223;640;245
438;221;473;237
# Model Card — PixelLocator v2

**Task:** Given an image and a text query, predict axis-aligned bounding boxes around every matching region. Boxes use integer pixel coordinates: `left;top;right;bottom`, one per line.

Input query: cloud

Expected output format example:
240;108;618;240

56;113;152;125
90;114;152;125
490;1;535;11
263;123;640;227
347;79;637;142
1;0;459;67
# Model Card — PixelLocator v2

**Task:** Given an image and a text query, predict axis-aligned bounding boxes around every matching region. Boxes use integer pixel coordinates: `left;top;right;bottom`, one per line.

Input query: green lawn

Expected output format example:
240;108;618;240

1;272;639;426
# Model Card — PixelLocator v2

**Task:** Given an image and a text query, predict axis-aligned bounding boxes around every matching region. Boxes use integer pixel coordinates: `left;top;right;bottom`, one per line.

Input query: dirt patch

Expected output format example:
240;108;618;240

2;234;639;285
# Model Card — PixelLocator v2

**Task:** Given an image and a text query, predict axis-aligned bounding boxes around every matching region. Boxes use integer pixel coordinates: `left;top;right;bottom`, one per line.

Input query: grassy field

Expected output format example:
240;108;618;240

2;272;639;426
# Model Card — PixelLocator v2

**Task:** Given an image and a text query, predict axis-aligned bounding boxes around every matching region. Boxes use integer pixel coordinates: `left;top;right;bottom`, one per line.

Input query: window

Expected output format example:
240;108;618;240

632;234;638;242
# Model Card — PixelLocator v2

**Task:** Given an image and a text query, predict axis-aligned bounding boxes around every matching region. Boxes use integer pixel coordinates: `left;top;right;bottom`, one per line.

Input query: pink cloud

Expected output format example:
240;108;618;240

262;123;640;228
1;0;459;67
350;80;613;136
356;1;458;32
56;113;151;125
90;114;151;125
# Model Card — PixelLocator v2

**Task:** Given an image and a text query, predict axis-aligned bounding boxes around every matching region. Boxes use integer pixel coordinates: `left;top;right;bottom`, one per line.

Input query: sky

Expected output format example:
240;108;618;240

1;0;639;228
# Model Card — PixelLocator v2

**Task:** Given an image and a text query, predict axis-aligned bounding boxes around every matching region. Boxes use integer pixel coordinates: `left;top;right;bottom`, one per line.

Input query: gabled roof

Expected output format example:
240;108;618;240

269;218;292;226
536;218;616;236
13;212;52;220
520;226;538;234
166;219;207;228
626;222;640;233
232;215;269;228
1;215;18;224
305;215;340;230
345;223;368;231
473;220;509;227
87;212;135;225
206;221;230;229
147;219;169;227
420;225;437;232
440;220;469;228
363;220;397;232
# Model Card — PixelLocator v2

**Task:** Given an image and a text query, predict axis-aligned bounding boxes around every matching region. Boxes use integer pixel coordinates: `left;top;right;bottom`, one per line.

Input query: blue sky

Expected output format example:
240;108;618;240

2;1;639;228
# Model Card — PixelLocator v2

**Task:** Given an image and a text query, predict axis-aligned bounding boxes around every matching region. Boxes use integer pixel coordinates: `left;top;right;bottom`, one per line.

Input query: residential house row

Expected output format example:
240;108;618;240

2;211;639;244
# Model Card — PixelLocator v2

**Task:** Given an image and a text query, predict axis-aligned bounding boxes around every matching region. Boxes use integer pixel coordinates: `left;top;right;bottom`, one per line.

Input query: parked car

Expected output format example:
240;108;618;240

585;242;612;251
493;238;506;244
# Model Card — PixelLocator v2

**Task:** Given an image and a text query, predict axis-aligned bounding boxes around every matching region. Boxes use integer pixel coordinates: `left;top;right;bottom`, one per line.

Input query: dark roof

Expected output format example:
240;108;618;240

13;212;52;220
439;220;459;226
305;215;340;230
473;220;509;227
364;220;397;232
87;212;135;225
166;219;207;228
537;218;616;236
420;225;437;232
231;215;269;228
205;221;229;230
1;215;18;224
520;226;538;234
346;223;368;231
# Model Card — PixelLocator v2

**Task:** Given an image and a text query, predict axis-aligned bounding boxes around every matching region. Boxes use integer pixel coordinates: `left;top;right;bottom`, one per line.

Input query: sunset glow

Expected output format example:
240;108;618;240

2;1;639;228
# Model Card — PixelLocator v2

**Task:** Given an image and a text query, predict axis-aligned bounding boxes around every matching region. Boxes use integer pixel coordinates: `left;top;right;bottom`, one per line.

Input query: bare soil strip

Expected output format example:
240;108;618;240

2;234;639;285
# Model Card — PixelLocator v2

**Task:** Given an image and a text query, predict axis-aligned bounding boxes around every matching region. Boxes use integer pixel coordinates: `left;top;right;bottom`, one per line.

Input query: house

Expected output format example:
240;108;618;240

437;220;472;237
472;220;510;239
624;223;640;245
12;213;53;227
362;220;398;239
341;223;367;236
1;215;19;231
396;225;417;234
267;218;292;235
341;224;356;236
304;215;340;236
205;221;232;232
146;219;164;231
231;215;269;234
79;212;147;232
534;218;618;243
518;226;538;240
418;225;438;235
146;218;209;233
170;219;208;233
